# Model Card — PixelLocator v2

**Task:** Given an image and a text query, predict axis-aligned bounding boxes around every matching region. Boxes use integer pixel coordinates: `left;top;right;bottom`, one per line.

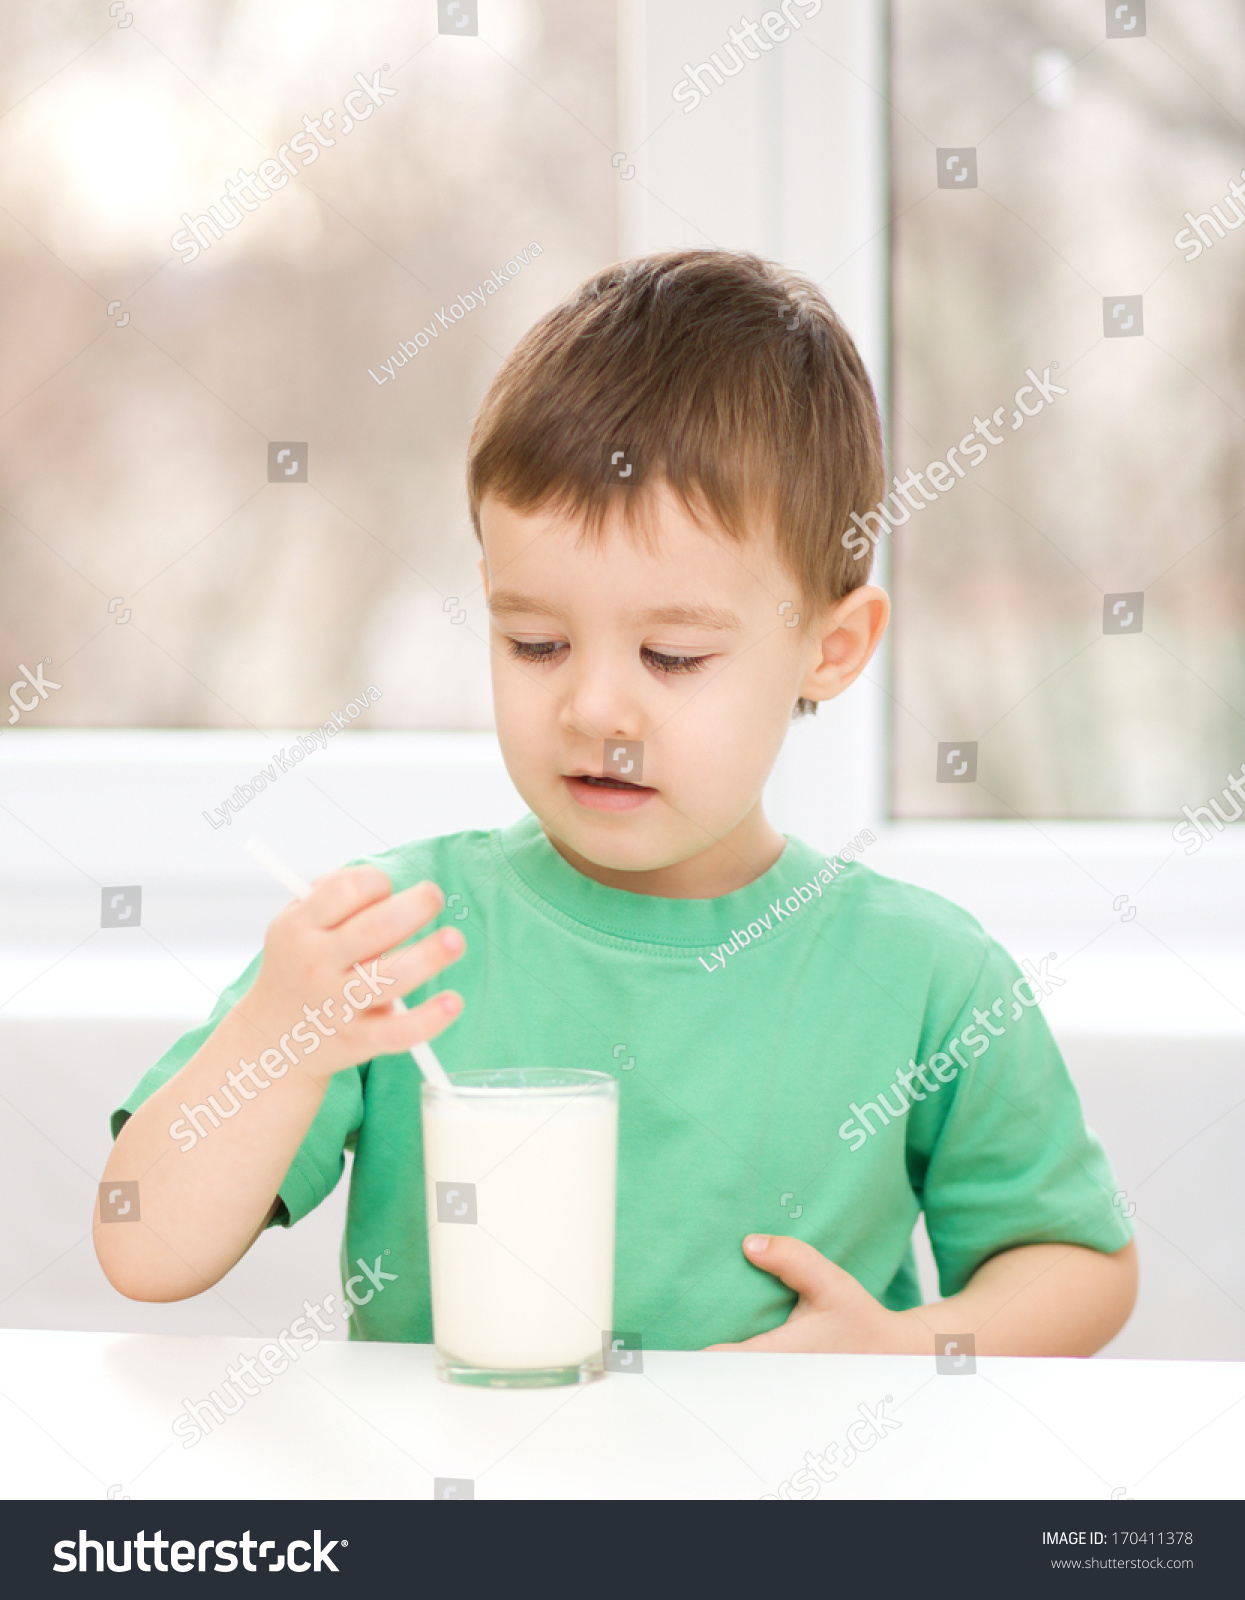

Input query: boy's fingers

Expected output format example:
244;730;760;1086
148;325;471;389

741;1234;855;1310
363;922;464;1002
295;866;400;930
357;991;463;1056
704;1329;791;1353
334;880;444;966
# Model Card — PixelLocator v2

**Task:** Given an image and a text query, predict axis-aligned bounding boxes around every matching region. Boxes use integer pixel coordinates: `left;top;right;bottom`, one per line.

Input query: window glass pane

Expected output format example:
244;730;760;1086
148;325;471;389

890;0;1245;818
0;0;616;730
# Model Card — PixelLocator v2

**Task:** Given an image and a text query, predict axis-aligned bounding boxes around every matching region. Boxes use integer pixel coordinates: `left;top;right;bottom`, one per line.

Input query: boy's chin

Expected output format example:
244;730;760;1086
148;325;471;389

541;810;695;875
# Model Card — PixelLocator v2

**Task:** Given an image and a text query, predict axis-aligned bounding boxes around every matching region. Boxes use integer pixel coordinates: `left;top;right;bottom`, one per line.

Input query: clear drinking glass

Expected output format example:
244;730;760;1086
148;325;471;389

421;1068;619;1387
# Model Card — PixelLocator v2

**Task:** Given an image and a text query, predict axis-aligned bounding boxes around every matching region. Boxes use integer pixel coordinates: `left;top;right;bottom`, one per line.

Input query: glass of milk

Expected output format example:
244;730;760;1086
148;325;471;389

421;1068;619;1387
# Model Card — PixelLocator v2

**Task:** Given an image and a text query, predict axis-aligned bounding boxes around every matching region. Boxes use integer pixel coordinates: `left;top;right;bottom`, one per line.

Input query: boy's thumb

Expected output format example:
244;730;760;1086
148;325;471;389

742;1233;852;1308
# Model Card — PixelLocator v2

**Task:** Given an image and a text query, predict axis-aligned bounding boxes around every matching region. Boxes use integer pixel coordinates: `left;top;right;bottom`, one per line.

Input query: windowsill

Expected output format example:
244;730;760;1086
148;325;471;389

2;730;1241;1033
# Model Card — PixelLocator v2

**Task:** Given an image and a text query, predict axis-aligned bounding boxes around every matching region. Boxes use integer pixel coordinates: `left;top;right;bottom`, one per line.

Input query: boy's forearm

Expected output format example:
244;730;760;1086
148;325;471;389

93;1003;329;1302
892;1239;1138;1357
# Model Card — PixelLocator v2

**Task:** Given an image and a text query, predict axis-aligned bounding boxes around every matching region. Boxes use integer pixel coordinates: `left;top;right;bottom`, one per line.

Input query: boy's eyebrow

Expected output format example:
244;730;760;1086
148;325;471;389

487;590;743;631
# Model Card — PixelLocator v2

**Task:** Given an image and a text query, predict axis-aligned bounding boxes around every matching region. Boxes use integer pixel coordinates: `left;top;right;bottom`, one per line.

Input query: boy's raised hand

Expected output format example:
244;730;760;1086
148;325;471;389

240;865;466;1084
704;1234;909;1354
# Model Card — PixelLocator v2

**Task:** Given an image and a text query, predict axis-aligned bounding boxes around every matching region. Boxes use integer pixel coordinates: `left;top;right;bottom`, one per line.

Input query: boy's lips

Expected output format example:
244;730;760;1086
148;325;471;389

563;772;657;812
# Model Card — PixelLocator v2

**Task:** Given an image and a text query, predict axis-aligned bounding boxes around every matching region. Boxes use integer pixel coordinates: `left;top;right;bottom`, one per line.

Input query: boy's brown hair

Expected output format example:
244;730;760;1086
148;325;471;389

466;247;884;715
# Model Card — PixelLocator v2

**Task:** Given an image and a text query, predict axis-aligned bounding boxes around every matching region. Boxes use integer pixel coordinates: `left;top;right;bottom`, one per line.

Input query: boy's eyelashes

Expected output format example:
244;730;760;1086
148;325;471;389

504;638;712;675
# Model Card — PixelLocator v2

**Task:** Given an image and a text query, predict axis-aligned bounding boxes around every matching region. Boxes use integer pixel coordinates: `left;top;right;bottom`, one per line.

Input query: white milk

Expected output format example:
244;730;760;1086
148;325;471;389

422;1085;618;1371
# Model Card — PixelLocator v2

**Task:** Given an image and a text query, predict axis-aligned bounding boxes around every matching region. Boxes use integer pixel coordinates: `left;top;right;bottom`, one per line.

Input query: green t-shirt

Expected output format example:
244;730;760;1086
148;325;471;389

112;813;1132;1348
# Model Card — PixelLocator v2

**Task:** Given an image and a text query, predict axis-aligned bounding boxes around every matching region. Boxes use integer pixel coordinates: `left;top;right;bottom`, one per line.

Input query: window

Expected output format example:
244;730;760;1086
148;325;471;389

890;0;1245;819
1;0;616;732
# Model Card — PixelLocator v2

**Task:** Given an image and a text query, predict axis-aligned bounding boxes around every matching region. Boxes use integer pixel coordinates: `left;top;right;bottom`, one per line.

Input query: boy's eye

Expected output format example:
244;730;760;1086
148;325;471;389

505;639;565;664
641;647;710;675
503;639;710;675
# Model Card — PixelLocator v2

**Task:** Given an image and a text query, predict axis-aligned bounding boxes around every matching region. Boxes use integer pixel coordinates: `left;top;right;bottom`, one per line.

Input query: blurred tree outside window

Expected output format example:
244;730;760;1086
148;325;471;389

890;0;1245;818
0;0;616;732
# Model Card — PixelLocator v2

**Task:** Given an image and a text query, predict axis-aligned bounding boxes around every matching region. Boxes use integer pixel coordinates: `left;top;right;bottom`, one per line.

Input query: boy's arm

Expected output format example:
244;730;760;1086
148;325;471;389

94;868;464;1303
895;1236;1138;1356
705;1233;1138;1356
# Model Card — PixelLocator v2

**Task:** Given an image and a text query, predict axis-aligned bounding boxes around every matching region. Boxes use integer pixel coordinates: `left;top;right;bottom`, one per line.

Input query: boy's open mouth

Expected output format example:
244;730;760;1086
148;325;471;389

563;771;657;810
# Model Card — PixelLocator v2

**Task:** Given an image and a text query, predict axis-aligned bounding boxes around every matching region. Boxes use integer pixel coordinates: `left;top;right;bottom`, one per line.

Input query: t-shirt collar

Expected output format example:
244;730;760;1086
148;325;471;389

493;810;818;950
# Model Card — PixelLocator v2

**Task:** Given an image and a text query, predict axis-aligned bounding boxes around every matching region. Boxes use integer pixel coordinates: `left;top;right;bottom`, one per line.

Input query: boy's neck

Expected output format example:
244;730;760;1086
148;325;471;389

541;806;787;900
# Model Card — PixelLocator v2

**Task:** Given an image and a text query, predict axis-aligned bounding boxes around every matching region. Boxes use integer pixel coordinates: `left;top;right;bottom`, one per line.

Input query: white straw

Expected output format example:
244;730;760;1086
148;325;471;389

244;835;455;1091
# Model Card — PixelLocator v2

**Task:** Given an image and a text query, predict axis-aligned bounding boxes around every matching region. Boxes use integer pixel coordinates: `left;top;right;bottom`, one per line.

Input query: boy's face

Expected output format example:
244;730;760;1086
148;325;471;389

477;484;886;889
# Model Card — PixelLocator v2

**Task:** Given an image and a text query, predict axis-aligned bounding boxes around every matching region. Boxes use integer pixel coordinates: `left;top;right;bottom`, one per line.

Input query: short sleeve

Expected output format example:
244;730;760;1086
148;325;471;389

906;940;1133;1297
109;952;365;1230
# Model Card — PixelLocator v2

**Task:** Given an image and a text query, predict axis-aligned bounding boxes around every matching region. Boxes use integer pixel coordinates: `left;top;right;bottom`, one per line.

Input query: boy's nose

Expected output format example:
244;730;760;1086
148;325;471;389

557;658;645;745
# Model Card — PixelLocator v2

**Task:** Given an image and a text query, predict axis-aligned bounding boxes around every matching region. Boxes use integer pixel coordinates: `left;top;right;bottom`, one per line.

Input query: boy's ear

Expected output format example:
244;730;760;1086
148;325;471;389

799;585;890;706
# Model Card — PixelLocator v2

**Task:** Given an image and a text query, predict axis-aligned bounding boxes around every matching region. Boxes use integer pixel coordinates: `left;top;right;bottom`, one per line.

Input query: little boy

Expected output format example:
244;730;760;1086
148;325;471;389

97;249;1136;1356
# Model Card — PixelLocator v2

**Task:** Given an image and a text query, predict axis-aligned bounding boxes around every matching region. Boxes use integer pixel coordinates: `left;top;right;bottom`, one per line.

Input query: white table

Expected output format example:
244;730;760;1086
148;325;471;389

2;1329;1241;1500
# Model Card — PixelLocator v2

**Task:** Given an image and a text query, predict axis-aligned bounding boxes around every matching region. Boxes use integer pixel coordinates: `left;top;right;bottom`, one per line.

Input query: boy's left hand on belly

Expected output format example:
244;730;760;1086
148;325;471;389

704;1234;907;1355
